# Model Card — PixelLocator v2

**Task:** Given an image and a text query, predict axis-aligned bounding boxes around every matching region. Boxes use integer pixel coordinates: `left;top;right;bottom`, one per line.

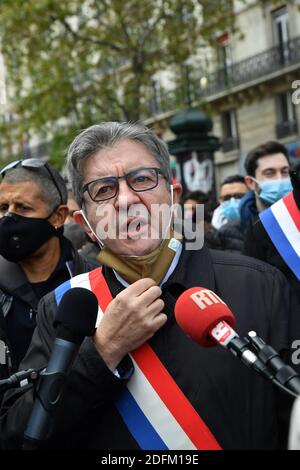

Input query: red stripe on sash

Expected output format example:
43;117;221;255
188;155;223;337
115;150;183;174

89;267;222;450
132;343;222;450
89;267;112;309
283;192;300;231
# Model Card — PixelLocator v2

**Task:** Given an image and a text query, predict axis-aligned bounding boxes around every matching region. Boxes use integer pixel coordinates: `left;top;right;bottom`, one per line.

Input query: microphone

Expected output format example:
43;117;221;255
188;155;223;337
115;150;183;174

0;368;44;394
247;331;300;396
23;287;99;447
174;287;272;379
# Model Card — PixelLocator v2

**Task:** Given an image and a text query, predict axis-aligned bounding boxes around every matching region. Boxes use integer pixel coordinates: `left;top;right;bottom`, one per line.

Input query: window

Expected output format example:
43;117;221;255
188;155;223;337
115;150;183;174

272;6;290;64
217;34;233;87
275;91;298;138
221;110;239;152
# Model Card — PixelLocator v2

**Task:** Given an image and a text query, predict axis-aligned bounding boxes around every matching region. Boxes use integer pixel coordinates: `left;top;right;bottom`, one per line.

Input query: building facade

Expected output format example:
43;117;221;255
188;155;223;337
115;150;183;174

145;0;300;194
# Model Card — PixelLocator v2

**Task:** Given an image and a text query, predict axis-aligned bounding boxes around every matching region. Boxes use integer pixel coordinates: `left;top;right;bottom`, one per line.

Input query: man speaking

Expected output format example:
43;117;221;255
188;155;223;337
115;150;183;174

0;122;295;449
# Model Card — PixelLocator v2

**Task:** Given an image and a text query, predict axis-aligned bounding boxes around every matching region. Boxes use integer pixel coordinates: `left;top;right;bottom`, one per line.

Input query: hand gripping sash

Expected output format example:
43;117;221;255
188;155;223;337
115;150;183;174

260;192;300;280
55;268;222;450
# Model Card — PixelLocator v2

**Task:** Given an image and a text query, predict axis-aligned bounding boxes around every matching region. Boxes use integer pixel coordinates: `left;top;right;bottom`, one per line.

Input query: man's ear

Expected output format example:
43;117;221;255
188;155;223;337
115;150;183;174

244;176;256;191
73;210;97;242
50;205;69;228
172;182;182;204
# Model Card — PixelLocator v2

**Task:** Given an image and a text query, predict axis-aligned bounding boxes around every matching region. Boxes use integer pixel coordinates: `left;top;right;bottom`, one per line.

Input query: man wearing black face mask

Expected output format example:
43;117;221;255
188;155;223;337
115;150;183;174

0;160;99;380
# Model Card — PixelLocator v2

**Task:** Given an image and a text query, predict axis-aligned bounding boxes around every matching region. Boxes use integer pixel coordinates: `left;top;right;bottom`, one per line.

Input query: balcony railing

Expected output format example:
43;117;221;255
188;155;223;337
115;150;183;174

276;120;298;139
197;37;300;99
145;36;300;118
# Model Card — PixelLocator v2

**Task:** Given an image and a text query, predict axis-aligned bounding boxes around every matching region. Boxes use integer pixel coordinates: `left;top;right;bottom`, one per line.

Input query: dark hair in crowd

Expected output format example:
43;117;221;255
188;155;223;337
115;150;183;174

244;141;290;177
3;166;67;211
221;174;245;187
182;190;209;204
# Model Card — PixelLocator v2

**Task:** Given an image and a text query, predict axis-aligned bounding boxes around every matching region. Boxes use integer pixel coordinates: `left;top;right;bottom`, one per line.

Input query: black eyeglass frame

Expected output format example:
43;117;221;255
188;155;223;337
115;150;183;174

82;167;166;203
0;158;64;206
219;192;246;202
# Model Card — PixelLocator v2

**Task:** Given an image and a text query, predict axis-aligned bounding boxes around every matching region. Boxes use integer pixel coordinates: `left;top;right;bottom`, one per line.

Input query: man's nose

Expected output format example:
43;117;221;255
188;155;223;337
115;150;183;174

114;179;140;210
7;203;15;213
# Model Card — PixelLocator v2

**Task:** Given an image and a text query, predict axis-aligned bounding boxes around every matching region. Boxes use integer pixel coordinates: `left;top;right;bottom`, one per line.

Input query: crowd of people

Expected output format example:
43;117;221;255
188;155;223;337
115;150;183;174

0;122;299;450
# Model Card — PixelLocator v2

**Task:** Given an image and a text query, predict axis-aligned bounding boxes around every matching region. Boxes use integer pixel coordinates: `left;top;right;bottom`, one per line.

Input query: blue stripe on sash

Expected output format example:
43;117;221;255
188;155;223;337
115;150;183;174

260;208;300;280
53;275;170;450
116;388;168;450
54;279;72;305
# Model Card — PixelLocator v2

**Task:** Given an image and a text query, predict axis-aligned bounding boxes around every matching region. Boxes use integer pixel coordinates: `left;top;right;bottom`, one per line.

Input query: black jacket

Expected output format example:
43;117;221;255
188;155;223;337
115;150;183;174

0;244;295;450
0;236;98;377
218;219;244;252
243;217;300;304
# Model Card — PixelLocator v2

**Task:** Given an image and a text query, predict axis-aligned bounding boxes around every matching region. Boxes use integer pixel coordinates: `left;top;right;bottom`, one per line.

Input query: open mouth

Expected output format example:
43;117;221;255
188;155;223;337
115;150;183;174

124;218;148;237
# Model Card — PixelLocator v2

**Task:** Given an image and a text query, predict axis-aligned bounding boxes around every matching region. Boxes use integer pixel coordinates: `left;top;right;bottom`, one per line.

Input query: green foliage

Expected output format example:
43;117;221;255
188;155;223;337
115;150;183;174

0;0;238;167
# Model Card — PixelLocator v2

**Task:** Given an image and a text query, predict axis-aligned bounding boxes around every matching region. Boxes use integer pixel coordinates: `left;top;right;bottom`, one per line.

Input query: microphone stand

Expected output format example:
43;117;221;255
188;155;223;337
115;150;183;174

247;331;300;398
0;368;46;450
0;367;45;394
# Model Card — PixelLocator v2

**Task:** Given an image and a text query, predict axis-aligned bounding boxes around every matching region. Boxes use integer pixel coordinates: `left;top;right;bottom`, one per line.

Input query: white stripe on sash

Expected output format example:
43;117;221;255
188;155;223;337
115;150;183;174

271;199;300;257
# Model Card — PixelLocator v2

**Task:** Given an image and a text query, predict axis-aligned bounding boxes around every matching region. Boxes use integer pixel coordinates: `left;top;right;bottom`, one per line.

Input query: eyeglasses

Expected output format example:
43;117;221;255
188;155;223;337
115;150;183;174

82;167;166;202
0;158;64;205
220;193;246;202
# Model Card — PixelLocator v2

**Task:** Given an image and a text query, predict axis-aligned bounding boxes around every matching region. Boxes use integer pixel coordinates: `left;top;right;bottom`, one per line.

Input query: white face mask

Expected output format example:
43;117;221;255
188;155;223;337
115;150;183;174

166;183;174;231
80;209;104;248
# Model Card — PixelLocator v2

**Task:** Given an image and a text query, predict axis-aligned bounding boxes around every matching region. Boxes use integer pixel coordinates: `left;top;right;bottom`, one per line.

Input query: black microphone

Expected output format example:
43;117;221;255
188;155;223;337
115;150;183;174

0;368;44;394
248;331;300;396
23;287;98;447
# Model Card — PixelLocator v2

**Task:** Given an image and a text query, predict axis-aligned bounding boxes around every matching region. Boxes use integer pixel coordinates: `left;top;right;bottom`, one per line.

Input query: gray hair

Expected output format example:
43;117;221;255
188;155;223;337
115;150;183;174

3;166;67;212
66;122;172;205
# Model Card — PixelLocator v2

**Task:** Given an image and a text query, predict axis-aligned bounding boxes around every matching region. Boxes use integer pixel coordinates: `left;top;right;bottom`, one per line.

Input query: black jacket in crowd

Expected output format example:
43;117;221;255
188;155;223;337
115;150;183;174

0;243;297;450
243;217;300;304
218;219;244;252
0;236;98;379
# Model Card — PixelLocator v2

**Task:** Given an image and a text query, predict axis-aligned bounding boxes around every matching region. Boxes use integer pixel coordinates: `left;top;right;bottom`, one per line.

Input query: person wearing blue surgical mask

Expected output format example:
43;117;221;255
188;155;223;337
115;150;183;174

218;175;248;222
221;197;241;221
216;175;248;251
244;141;291;212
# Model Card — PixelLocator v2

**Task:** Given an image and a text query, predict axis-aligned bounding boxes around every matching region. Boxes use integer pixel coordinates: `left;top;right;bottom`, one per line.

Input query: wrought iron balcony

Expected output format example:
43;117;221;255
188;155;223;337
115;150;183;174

197;37;300;99
276;120;298;139
145;36;300;118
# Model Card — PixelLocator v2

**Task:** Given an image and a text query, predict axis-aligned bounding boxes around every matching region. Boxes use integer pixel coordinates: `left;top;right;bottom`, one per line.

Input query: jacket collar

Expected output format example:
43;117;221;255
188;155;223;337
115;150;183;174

103;241;216;299
162;239;216;293
0;255;39;309
0;236;80;308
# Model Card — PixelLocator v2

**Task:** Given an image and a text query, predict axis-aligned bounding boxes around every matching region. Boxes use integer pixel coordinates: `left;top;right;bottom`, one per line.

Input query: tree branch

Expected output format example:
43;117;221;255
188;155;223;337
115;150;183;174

51;14;127;52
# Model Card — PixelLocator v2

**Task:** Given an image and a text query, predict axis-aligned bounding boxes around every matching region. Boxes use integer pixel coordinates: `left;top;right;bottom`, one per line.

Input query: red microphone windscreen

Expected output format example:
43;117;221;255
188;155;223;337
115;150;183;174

174;287;236;347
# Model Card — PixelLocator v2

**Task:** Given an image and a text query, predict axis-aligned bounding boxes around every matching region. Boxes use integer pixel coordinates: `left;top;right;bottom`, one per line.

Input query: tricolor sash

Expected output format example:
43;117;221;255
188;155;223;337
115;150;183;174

260;191;300;280
55;268;221;450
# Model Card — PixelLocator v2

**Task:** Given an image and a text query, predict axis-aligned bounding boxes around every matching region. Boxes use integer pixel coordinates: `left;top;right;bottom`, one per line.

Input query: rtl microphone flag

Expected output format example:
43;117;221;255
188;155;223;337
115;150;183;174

174;287;235;347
